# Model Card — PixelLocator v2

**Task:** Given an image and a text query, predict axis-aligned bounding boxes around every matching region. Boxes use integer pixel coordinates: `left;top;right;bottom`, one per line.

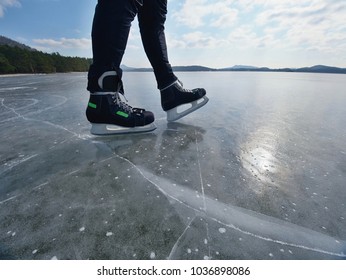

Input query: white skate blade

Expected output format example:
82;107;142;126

166;96;209;122
90;123;156;135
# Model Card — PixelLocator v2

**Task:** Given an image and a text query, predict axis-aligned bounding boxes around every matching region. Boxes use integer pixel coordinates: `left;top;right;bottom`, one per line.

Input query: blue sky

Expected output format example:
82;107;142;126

1;0;346;68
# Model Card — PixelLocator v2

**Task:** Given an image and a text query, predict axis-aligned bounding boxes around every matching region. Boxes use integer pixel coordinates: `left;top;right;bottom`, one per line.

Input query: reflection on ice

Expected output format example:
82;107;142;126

241;146;278;185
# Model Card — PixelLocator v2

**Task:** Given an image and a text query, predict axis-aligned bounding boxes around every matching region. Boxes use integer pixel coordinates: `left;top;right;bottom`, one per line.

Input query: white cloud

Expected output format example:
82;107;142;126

166;0;346;67
33;37;91;50
173;0;238;29
228;25;257;44
166;31;229;51
166;34;187;49
31;37;92;58
0;0;21;17
253;1;346;54
182;32;227;49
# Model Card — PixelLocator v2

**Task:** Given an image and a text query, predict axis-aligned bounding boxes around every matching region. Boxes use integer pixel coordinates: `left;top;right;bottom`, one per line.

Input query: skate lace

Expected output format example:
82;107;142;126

176;80;194;93
112;92;133;114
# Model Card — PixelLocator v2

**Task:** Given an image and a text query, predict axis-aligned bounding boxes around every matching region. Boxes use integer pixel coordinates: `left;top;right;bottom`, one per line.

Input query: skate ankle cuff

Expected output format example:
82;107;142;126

98;71;118;90
90;92;113;96
160;79;179;91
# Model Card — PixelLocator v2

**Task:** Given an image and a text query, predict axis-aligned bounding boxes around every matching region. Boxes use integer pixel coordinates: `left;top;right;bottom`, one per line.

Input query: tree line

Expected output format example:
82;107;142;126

0;45;92;74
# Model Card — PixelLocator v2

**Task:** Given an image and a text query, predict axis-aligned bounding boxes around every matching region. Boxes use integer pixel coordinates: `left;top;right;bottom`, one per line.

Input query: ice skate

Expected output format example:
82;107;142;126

86;71;156;135
160;80;208;122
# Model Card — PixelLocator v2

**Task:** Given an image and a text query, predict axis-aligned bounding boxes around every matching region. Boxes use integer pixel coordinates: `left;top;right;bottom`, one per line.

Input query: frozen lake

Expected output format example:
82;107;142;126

0;71;345;260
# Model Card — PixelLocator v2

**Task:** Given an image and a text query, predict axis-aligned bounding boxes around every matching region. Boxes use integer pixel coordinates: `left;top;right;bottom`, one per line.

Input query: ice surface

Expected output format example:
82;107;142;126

0;72;346;260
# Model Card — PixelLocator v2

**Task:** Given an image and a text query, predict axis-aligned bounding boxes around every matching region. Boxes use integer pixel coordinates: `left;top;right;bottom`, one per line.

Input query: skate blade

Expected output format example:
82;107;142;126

167;96;209;122
90;123;156;135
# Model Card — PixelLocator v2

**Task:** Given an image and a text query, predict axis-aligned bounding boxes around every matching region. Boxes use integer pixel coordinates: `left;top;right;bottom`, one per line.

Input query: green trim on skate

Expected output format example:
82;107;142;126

116;111;129;118
88;102;97;109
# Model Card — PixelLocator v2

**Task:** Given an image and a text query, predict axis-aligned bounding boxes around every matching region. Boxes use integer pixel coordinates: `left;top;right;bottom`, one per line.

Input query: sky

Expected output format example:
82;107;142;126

1;0;346;69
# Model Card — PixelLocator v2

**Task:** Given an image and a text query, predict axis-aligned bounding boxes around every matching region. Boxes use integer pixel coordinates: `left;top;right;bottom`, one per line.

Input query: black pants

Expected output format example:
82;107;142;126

87;0;177;91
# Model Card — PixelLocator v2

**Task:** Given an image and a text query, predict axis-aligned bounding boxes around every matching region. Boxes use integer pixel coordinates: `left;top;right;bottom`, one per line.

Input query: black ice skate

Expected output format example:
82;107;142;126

160;80;208;122
86;71;156;135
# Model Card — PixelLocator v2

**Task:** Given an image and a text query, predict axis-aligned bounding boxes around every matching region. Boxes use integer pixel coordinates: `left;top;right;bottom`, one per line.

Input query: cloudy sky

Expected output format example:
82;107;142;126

1;0;346;68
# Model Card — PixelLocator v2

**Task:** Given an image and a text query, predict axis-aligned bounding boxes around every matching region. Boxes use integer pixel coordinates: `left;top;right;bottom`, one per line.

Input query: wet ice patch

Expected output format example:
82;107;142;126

240;145;278;185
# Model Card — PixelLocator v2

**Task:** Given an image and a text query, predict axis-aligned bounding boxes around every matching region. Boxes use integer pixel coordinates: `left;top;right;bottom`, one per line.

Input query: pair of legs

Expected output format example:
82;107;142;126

86;0;208;135
88;0;176;91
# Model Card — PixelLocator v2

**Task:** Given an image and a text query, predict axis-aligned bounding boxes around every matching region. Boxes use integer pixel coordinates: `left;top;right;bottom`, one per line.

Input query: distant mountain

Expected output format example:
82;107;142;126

295;65;346;74
120;64;139;71
120;64;346;74
2;36;345;75
172;65;215;72
221;65;259;70
121;65;215;72
0;35;35;51
218;65;346;74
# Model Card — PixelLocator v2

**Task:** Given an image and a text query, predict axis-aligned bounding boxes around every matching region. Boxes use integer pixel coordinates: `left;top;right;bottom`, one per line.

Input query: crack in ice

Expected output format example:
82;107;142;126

0;96;90;140
110;155;345;258
168;217;196;260
194;129;211;258
0;154;38;175
0;196;18;205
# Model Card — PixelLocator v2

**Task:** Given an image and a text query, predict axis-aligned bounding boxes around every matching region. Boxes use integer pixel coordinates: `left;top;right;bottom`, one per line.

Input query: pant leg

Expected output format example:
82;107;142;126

138;0;177;89
87;0;139;92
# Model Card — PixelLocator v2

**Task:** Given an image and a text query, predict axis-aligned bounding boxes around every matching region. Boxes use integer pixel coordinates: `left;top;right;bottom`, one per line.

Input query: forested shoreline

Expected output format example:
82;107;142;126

0;45;92;74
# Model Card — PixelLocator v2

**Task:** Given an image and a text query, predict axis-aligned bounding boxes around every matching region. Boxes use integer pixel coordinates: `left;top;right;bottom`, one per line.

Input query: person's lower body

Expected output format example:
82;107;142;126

86;0;208;134
86;0;157;134
137;0;208;122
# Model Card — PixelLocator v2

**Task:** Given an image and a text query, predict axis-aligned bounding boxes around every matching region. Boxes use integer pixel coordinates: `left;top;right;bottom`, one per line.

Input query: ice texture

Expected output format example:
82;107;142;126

0;72;346;260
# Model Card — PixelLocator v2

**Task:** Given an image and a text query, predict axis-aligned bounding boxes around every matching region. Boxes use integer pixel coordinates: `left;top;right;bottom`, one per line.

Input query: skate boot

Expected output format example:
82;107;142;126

86;71;156;135
160;80;208;122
